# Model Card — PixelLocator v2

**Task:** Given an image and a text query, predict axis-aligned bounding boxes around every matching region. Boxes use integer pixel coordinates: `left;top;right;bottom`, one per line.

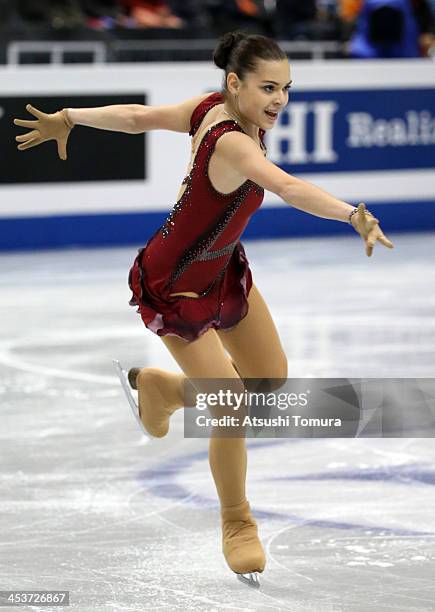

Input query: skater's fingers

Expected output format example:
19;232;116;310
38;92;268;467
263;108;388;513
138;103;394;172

57;138;68;161
13;118;38;129
357;202;367;224
369;225;393;251
15;129;39;143
17;137;43;151
355;203;380;236
26;103;46;119
364;228;378;257
378;234;394;249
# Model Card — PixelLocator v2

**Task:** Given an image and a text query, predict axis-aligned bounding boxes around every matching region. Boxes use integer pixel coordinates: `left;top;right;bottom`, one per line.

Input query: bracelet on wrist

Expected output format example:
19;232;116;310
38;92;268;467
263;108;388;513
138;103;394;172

348;207;373;224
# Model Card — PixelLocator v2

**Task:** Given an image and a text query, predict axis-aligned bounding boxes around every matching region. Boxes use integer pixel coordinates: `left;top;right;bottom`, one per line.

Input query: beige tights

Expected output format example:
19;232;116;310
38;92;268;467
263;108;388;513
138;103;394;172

129;360;265;574
210;435;266;574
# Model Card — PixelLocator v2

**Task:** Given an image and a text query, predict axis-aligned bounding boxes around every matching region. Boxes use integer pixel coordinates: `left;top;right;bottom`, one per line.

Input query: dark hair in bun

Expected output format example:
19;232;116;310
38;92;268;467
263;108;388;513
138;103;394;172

213;31;287;92
213;31;247;70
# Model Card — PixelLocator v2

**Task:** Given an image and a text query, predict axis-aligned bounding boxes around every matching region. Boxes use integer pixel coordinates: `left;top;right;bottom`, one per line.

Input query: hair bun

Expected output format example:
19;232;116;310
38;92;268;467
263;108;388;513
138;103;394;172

213;31;247;69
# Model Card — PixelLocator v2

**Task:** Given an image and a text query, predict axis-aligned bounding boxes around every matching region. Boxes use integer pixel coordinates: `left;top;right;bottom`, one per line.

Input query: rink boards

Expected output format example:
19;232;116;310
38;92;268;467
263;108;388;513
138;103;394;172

1;60;434;250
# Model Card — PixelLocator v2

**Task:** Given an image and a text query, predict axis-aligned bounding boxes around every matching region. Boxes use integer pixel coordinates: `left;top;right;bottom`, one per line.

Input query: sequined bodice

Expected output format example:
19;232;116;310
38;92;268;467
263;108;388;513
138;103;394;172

141;92;265;297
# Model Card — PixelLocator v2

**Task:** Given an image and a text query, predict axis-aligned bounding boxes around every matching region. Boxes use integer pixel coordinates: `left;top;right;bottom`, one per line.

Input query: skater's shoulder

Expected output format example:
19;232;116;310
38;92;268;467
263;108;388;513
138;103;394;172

133;92;214;134
189;91;225;136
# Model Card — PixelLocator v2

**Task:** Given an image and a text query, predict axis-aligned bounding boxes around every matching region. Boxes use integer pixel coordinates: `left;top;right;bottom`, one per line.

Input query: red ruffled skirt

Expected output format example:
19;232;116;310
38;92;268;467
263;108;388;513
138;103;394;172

128;241;253;343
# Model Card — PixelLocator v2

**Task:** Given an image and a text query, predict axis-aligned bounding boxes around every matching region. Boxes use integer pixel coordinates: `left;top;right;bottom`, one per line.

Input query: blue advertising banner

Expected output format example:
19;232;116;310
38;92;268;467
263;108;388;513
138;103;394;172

268;88;435;174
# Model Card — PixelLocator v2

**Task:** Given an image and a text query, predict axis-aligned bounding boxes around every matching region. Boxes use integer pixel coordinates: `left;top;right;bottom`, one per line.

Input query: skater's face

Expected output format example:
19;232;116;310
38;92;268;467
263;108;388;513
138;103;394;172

227;59;291;131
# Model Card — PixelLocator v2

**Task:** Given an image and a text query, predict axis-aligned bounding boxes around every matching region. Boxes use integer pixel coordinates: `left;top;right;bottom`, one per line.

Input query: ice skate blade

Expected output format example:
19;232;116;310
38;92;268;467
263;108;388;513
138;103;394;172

236;572;260;588
112;359;149;438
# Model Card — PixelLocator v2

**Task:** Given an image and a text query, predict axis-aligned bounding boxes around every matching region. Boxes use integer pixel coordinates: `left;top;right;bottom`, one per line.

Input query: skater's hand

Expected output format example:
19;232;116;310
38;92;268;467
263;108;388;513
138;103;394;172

350;203;394;257
13;104;74;161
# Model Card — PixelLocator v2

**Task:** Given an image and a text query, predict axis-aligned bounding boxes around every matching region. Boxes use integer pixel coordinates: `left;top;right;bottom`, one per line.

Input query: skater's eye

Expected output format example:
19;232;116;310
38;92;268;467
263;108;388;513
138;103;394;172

262;85;291;93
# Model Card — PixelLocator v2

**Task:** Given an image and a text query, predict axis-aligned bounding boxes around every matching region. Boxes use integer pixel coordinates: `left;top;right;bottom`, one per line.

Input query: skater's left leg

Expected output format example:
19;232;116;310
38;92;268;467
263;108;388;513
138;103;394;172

160;330;265;576
218;282;288;387
160;329;248;507
214;283;288;577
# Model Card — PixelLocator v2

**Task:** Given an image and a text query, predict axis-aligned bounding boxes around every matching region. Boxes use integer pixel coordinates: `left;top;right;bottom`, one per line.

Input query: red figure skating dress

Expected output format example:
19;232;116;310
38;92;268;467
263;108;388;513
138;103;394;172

128;92;266;342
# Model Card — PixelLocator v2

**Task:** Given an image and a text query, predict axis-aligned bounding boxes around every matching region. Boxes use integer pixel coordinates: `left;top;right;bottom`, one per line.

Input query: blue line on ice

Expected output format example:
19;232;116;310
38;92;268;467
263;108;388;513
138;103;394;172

137;439;435;537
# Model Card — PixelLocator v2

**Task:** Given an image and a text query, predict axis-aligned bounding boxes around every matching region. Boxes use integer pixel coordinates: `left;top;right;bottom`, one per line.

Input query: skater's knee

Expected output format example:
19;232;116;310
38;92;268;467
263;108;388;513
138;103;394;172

265;352;288;388
244;352;288;392
267;354;288;390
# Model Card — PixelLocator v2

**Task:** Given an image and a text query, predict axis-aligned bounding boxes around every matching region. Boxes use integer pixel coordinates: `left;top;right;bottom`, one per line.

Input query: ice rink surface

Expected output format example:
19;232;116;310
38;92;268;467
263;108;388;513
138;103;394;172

1;231;435;611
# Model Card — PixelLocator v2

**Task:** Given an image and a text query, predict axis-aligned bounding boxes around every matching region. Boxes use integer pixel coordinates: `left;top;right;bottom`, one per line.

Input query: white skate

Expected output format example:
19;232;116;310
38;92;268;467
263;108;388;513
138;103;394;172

112;359;149;437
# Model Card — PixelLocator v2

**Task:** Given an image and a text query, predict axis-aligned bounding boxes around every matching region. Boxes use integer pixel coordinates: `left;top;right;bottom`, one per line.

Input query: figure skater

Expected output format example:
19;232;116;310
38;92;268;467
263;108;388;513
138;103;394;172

13;31;394;588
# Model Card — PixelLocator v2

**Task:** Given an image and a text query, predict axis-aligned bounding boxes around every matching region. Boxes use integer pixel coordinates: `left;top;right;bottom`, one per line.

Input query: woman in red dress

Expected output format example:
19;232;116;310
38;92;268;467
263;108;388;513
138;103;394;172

14;31;393;588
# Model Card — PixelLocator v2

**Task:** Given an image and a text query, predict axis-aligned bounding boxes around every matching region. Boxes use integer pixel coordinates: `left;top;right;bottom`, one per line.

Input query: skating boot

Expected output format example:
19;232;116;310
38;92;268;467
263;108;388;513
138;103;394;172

113;360;178;438
221;500;266;588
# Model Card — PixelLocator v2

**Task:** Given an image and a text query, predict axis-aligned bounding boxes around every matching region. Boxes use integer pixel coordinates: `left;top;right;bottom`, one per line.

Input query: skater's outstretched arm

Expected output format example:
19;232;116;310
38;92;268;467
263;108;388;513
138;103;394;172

62;92;211;134
215;131;394;257
128;93;211;133
13;93;210;160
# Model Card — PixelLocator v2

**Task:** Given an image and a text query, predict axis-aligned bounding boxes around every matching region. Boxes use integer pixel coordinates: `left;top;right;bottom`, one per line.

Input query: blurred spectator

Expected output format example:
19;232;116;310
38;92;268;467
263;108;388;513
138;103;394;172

166;0;208;29
274;0;341;40
15;0;187;30
80;0;121;18
316;0;343;39
80;0;123;29
11;0;430;50
274;0;317;38
317;0;340;20
204;0;270;36
120;0;184;28
340;0;363;22
344;0;434;57
411;0;435;54
17;0;87;28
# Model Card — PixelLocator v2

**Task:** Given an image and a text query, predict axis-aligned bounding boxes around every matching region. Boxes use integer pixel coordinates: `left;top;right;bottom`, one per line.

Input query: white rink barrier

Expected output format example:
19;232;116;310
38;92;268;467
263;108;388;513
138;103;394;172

1;60;434;249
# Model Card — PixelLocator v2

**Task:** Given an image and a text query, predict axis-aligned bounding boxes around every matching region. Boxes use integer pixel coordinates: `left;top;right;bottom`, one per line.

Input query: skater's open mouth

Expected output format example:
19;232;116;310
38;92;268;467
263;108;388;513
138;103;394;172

264;110;278;121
